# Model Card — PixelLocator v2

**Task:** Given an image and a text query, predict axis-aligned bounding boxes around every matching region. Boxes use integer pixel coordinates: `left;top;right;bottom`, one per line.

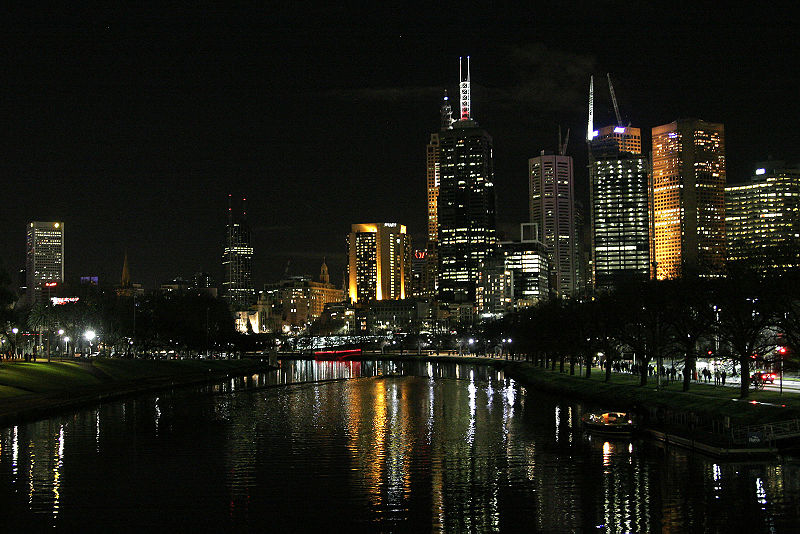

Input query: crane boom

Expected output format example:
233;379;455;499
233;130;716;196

607;73;622;127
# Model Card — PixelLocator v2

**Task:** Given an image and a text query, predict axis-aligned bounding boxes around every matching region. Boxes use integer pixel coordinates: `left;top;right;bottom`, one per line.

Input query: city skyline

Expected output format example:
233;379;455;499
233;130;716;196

2;5;798;289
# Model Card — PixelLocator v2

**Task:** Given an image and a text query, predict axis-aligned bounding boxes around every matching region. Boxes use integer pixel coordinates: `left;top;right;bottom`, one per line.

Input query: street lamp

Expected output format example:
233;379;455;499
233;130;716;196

64;336;70;358
84;330;96;357
12;327;18;358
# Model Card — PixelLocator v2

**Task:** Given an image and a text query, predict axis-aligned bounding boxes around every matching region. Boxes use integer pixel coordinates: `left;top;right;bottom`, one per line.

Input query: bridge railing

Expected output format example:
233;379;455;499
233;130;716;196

731;419;800;446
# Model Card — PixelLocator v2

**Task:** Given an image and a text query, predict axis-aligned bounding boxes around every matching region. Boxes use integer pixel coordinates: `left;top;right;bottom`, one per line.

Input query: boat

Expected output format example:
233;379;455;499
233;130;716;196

581;411;638;436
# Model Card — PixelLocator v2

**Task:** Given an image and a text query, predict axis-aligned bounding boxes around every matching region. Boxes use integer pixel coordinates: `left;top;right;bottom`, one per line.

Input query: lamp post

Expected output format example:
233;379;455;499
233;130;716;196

12;328;18;359
64;336;70;358
57;329;65;360
84;330;96;358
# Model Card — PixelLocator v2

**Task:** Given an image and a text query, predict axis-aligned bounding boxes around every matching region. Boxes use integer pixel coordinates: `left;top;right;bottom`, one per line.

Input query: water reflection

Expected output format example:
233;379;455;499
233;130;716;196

0;360;797;532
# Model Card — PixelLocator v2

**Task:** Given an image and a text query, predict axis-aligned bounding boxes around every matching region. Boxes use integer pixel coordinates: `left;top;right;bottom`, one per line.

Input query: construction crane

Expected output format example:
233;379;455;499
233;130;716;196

607;73;622;127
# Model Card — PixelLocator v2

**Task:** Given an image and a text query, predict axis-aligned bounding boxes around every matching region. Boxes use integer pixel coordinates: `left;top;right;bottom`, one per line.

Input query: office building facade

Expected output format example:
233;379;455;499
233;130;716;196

651;119;726;279
437;58;496;304
222;197;255;311
529;153;576;297
26;221;65;304
589;125;650;290
725;161;800;272
347;223;411;303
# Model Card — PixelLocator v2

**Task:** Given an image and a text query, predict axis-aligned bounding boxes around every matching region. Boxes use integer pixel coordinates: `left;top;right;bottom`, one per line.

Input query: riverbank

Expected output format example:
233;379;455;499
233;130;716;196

0;358;275;427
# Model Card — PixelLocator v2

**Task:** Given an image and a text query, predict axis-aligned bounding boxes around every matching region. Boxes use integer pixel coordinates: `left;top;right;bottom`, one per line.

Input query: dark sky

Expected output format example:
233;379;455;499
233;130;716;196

2;4;798;290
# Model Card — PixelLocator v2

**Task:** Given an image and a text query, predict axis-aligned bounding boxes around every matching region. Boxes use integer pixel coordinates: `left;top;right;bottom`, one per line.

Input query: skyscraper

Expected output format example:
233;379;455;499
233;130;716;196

725;161;800;272
589;125;650;290
26;221;64;304
437;57;496;304
651;119;726;279
529;152;576;298
222;196;255;311
347;223;411;303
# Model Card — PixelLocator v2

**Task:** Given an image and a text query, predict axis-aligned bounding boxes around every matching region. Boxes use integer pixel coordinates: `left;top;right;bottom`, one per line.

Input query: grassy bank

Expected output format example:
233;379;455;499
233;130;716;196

501;362;800;426
0;358;273;426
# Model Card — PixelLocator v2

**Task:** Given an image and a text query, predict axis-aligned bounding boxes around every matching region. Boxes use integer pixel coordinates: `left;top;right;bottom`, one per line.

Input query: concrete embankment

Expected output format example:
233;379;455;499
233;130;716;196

0;359;275;428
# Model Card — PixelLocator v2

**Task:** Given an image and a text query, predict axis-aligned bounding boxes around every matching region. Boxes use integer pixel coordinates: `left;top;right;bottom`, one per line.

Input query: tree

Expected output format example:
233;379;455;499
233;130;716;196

664;277;715;392
714;273;779;399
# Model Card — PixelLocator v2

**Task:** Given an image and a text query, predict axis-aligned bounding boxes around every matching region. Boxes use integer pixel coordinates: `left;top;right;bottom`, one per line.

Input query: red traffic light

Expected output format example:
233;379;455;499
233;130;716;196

778;347;787;354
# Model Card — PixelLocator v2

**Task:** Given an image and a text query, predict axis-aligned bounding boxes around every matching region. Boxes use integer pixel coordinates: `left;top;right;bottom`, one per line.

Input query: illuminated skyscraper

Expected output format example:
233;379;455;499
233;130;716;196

26;221;64;303
651;119;726;279
589;125;650;290
437;57;496;304
222;196;255;310
725;161;800;272
529;152;575;298
347;223;411;303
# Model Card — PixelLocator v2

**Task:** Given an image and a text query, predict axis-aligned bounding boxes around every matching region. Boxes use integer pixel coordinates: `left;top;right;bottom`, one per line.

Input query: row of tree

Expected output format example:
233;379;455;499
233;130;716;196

484;269;800;399
2;283;243;359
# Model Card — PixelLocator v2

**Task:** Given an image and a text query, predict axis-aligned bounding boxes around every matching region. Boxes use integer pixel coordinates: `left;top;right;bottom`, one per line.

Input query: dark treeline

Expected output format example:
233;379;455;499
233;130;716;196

3;286;252;359
483;269;800;399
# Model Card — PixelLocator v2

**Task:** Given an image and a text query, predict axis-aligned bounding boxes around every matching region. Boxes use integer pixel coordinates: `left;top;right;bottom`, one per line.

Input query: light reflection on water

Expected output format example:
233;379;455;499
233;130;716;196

0;360;797;532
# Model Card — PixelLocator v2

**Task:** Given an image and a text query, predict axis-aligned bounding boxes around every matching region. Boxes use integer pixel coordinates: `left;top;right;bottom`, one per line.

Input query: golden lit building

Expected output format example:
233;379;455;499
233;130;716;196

651;119;726;279
253;261;343;333
725;161;800;272
425;131;441;299
347;223;411;303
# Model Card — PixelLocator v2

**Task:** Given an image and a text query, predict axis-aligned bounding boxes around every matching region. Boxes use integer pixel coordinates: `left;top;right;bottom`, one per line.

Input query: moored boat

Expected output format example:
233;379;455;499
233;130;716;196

581;411;638;436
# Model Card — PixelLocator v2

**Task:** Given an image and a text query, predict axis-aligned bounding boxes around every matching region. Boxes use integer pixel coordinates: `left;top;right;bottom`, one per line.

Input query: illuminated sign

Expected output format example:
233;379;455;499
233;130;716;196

613;126;626;133
384;223;397;227
591;130;599;138
44;282;58;287
755;168;766;175
51;297;80;305
414;251;428;259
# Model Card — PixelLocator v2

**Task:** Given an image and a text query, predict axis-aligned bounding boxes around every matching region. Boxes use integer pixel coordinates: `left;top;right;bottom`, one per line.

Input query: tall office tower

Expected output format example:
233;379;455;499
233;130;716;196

26;221;64;304
426;132;441;298
222;196;255;311
725;161;800;272
651;119;726;279
437;57;496;304
529;152;576;298
588;125;650;291
347;223;411;303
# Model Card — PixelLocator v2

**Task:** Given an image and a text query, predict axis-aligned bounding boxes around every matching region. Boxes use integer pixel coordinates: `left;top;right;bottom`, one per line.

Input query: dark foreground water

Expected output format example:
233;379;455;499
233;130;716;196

1;360;798;532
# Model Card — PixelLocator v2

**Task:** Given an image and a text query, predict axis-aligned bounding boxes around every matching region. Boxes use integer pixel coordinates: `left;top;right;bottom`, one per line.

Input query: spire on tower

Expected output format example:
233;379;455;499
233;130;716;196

440;90;453;129
459;56;471;120
320;257;330;285
587;75;595;141
121;250;131;288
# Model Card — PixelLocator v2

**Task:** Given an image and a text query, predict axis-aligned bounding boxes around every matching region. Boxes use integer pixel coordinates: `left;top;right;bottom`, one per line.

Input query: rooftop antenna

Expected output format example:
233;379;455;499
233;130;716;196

459;56;471;120
242;197;247;219
560;127;570;156
227;194;232;224
586;75;594;141
607;73;622;127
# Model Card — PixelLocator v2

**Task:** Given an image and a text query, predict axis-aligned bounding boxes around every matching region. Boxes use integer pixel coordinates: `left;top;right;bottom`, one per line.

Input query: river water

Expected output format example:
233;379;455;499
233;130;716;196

0;360;797;532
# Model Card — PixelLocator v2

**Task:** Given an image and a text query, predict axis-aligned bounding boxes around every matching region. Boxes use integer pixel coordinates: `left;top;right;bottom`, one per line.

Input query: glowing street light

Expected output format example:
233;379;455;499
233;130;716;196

11;327;19;357
84;330;96;357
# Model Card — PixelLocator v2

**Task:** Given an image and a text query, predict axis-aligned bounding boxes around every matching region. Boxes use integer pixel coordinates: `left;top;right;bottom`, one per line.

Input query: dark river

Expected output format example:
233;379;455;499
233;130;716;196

1;360;798;532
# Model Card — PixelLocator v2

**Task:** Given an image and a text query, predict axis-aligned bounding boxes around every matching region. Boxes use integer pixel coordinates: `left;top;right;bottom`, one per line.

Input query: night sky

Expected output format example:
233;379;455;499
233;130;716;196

2;5;798;291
